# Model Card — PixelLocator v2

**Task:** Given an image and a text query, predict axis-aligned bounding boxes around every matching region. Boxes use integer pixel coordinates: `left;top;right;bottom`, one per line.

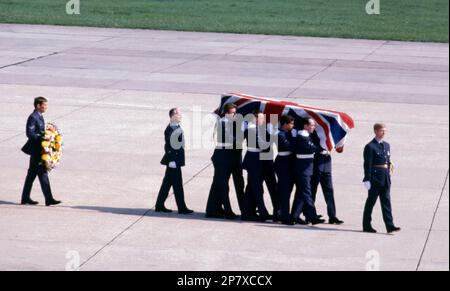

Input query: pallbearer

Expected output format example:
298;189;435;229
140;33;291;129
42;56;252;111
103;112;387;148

242;110;272;222
230;113;246;216
261;119;279;222
291;118;325;225
206;103;240;219
310;131;344;225
274;115;296;225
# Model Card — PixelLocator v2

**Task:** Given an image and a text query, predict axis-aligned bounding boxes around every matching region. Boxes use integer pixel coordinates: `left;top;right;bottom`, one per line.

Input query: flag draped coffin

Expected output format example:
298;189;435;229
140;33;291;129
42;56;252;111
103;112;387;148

215;93;355;152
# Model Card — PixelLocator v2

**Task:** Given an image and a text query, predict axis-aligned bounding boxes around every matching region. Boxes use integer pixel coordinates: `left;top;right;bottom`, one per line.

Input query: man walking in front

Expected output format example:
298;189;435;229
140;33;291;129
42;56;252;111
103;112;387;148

155;108;193;215
21;97;61;206
363;123;400;234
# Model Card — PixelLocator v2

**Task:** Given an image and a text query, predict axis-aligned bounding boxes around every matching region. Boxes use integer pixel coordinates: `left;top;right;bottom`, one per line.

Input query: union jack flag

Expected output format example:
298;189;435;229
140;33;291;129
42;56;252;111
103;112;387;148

215;93;355;152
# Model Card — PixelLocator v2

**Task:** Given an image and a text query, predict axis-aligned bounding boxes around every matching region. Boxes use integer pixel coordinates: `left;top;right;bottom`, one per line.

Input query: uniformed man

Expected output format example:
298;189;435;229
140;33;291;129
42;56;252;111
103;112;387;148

241;110;272;222
230;117;246;216
274;115;296;225
21;96;61;206
155;108;194;214
262;120;280;222
291;118;325;225
310;131;344;225
205;103;241;219
362;123;401;234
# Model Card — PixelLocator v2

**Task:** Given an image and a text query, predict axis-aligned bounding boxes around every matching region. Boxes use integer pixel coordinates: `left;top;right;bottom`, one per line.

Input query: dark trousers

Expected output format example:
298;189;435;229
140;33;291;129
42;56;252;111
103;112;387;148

363;184;395;229
292;174;318;221
311;171;337;219
275;157;295;221
231;150;246;214
206;149;235;215
156;167;188;211
21;155;54;203
242;152;270;217
244;158;278;217
262;159;279;217
244;166;269;217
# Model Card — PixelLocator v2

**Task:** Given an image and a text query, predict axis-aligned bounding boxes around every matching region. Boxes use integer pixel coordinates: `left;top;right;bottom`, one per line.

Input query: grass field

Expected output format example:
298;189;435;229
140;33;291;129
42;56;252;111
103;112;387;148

0;0;448;42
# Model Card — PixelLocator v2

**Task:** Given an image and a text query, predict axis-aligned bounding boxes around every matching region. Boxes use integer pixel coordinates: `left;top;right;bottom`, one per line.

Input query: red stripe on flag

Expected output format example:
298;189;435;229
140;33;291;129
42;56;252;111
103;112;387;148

264;101;286;118
233;98;250;108
305;109;333;151
227;93;355;129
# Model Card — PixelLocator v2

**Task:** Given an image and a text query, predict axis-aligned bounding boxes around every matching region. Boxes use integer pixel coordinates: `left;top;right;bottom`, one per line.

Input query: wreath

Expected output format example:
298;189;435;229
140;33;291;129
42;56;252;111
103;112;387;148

41;123;63;172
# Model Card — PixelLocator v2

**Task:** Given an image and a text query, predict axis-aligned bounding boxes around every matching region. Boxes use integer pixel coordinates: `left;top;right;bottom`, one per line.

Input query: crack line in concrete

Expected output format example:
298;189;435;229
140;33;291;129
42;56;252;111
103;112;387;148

223;35;273;57
50;91;123;122
285;59;338;99
101;35;273;90
0;52;59;71
0;34;119;75
362;40;389;61
104;52;211;90
77;162;212;270
416;169;449;271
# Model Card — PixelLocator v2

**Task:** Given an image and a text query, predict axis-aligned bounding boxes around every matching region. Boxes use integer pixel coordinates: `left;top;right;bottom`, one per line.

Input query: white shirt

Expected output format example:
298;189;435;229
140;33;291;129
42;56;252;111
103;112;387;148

299;130;310;137
221;116;233;123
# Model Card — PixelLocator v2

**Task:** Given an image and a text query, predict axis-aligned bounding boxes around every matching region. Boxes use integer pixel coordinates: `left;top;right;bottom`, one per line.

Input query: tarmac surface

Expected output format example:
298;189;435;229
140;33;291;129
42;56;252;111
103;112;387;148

0;24;448;271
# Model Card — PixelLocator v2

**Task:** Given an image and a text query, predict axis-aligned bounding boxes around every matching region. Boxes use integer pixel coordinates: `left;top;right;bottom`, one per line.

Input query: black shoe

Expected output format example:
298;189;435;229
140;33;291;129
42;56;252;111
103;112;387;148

281;220;295;226
155;206;173;213
258;214;272;222
45;200;61;207
273;215;281;223
224;212;239;220
387;226;401;234
363;226;378;233
205;213;225;219
295;218;309;225
21;199;39;205
329;217;344;225
305;215;322;224
310;218;326;225
178;208;194;215
241;215;260;222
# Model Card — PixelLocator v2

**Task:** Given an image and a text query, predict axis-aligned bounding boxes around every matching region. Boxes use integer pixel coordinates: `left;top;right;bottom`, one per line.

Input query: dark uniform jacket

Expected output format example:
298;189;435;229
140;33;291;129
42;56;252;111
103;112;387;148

295;131;320;176
161;124;185;168
363;138;391;187
311;132;332;173
21;111;45;157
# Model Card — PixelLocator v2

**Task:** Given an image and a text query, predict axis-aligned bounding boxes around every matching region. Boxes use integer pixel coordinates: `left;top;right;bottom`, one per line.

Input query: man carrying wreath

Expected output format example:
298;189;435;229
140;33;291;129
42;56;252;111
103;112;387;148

21;97;61;206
